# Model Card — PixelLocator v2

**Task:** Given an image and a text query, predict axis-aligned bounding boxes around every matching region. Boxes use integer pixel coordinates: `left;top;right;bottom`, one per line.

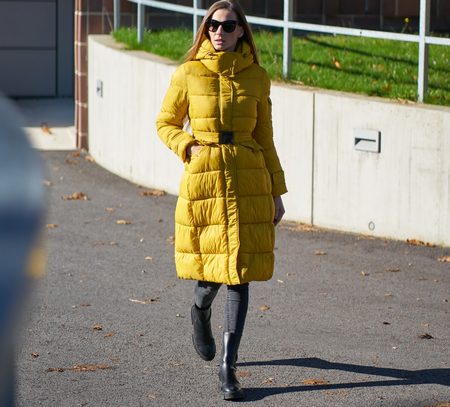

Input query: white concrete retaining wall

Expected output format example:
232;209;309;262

88;35;450;246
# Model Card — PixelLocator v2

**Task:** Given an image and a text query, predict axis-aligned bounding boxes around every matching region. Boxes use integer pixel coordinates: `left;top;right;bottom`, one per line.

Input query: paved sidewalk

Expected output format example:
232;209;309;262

14;99;76;151
17;151;450;407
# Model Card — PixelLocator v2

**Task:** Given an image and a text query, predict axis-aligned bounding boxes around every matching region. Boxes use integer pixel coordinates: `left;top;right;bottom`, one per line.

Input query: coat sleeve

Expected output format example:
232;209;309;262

156;64;195;163
253;72;288;197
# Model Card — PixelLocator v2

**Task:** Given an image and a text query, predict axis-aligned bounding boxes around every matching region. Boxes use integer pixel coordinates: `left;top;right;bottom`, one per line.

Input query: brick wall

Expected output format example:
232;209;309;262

149;0;448;31
75;0;135;149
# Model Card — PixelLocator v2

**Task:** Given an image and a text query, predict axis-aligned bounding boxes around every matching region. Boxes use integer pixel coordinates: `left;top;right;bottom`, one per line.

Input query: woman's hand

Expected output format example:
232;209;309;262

187;143;203;157
273;196;285;226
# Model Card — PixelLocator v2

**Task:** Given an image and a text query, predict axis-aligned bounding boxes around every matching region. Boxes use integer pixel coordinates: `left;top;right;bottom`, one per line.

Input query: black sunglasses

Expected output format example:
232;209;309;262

207;19;239;33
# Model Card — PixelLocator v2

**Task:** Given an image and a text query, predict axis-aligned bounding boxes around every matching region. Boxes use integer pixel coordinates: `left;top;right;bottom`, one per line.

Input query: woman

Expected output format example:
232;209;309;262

156;0;287;400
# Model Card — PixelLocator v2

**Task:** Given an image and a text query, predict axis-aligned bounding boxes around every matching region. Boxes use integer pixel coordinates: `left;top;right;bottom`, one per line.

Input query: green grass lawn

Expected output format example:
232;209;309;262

113;27;450;107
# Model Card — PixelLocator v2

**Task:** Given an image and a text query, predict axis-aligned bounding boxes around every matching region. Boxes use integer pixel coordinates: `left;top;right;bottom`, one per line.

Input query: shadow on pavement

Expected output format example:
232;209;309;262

238;357;450;402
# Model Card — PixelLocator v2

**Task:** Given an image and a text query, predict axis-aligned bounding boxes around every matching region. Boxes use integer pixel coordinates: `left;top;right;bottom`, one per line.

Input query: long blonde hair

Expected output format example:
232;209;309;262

184;0;259;65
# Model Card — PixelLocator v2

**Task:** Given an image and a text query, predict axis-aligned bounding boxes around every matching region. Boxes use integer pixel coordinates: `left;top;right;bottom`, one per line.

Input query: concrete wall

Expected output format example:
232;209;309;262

88;35;450;246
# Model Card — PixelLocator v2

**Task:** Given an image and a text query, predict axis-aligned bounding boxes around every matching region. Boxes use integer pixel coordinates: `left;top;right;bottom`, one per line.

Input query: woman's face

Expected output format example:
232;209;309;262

208;8;244;52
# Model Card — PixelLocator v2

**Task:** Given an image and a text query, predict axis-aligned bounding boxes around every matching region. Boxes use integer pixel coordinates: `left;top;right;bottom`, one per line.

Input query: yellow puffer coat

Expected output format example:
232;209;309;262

156;38;287;285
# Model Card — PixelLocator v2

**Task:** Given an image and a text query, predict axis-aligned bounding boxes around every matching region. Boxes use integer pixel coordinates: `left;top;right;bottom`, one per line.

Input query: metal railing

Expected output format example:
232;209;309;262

113;0;450;103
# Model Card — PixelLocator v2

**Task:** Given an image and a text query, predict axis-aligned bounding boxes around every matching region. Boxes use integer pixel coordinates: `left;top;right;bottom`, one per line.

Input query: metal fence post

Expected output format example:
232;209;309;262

114;0;121;31
418;0;430;102
283;0;293;79
193;0;201;41
137;1;145;43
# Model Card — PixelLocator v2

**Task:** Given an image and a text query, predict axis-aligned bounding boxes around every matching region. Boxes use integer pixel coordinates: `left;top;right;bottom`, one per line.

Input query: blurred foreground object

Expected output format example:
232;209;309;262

0;95;45;407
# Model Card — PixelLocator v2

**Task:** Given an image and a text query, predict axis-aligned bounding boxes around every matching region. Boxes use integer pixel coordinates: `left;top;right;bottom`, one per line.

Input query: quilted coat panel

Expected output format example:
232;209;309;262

156;39;287;285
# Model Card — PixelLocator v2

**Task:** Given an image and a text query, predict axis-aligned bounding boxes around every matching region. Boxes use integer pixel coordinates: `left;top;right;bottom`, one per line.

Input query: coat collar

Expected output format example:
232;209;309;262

195;37;254;76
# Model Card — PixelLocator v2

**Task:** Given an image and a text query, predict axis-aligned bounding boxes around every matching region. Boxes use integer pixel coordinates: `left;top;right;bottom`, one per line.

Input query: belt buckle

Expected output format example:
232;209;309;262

219;131;234;144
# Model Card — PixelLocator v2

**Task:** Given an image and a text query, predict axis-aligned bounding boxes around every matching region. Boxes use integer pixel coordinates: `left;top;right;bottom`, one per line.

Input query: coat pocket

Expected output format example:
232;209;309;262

186;144;210;174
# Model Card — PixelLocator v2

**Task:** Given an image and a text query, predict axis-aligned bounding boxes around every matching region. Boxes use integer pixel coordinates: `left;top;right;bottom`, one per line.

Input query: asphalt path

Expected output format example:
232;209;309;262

16;151;450;407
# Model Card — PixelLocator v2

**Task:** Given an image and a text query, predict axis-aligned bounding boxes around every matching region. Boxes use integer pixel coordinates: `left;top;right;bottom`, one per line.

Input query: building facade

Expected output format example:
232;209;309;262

0;0;74;97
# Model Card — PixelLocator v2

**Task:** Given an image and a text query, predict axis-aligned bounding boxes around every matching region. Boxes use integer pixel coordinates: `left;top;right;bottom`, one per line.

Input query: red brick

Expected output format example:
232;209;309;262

339;0;365;14
353;16;380;29
75;73;87;103
296;0;322;15
365;0;381;14
78;132;88;150
323;0;339;16
121;0;135;13
88;0;103;12
440;1;450;16
382;0;396;17
88;14;104;35
397;0;419;17
120;13;135;28
102;0;113;13
76;104;88;135
75;0;82;12
103;14;114;33
237;0;251;14
74;44;87;73
75;12;88;43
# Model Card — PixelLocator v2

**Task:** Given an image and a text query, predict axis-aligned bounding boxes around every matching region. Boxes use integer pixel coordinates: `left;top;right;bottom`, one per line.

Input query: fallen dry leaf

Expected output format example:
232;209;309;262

406;239;436;247
62;192;89;201
116;219;132;225
167;236;175;244
31;352;39;358
90;241;108;246
41;122;52;135
361;271;370;276
71;364;113;372
76;303;91;308
315;250;327;256
259;305;270;311
385;268;401;272
65;158;78;165
148;394;157;400
139;188;166;197
332;57;342;69
93;324;103;331
46;223;58;229
104;332;116;338
238;370;252;378
438;256;450;263
145;256;153;261
168;361;184;367
105;207;115;212
84;155;95;163
129;298;159;305
47;367;64;373
262;377;275;384
281;222;318;232
302;378;330;385
418;333;434;339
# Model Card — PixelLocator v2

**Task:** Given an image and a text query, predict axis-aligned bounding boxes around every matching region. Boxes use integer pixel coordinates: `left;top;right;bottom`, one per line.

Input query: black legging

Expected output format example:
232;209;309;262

194;281;249;337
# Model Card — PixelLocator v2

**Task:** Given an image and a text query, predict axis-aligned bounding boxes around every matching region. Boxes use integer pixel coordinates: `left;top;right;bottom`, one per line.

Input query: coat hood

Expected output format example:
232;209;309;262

195;37;254;76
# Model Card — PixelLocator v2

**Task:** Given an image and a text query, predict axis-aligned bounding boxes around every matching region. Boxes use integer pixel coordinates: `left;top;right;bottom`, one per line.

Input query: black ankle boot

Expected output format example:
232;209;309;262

218;332;244;400
191;305;216;361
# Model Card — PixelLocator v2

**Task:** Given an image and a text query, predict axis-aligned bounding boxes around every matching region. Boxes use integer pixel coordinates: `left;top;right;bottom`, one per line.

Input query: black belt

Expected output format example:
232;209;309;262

218;131;234;144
